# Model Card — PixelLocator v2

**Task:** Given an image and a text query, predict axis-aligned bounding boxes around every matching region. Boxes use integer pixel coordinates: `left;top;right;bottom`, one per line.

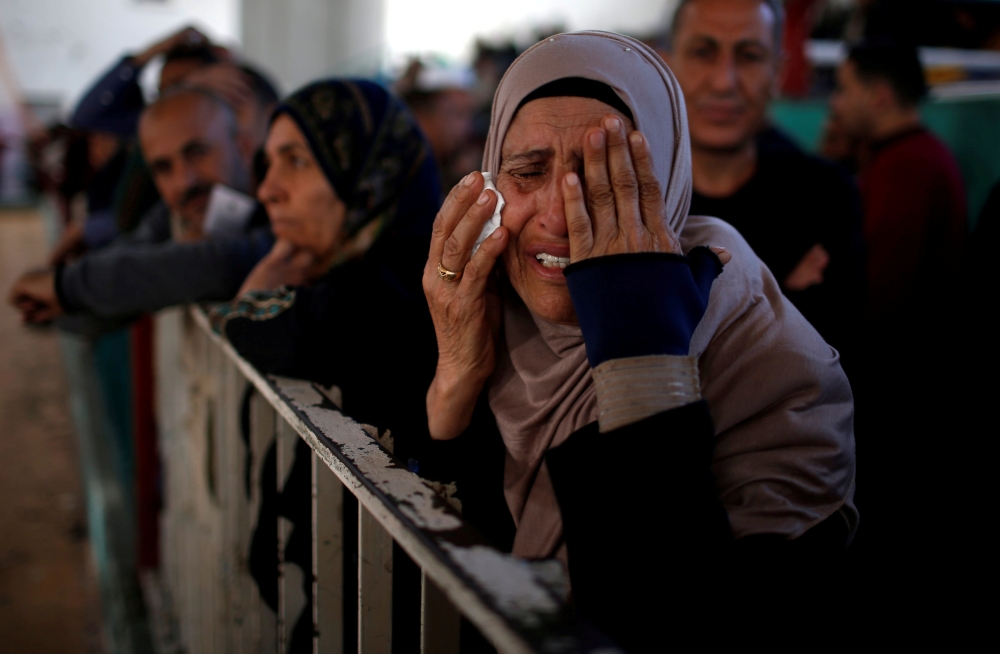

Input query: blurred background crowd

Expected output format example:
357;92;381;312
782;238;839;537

1;0;998;651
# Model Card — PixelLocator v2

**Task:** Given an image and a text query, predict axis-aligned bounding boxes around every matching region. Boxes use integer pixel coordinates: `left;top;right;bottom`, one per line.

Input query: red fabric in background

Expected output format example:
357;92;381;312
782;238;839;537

859;127;967;321
131;314;159;570
781;0;823;97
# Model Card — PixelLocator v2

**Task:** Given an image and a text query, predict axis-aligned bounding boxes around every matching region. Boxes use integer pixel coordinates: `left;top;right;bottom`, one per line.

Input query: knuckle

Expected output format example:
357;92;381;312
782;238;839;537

442;237;465;263
588;182;615;207
432;214;450;239
611;171;639;194
639;178;663;201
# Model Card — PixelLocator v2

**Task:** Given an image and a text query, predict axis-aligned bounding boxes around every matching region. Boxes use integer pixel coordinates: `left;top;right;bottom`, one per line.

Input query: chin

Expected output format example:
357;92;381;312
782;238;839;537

520;287;577;325
690;122;757;152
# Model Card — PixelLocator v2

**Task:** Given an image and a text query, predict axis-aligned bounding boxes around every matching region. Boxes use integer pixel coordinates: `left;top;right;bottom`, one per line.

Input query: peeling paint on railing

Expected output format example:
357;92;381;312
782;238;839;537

188;307;622;654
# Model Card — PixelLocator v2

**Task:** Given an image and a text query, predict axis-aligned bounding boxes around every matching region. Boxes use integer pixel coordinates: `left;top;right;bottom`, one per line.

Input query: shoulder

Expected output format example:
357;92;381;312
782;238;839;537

681;221;855;539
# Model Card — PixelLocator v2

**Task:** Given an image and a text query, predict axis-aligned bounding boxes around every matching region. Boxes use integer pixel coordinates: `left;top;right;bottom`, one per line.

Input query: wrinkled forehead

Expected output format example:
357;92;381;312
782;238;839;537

501;96;635;161
485;33;678;185
140;94;229;151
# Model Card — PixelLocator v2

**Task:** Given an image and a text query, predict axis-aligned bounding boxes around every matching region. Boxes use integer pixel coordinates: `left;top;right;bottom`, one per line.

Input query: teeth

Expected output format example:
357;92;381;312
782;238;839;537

535;252;570;268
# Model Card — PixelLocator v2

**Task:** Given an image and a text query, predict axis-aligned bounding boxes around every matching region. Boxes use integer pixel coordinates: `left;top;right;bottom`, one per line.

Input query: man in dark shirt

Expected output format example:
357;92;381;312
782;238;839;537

665;0;865;359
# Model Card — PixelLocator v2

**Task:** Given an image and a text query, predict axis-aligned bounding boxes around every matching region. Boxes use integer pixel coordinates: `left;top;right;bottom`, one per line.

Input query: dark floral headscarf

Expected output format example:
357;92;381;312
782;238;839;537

274;79;438;247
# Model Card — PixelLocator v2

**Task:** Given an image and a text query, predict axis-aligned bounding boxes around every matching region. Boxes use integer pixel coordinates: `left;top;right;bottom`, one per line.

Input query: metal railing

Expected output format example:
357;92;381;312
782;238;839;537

152;306;617;654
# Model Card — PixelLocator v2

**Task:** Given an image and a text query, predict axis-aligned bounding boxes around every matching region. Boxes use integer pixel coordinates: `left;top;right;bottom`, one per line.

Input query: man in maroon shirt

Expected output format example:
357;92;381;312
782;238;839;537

830;38;966;578
831;38;966;325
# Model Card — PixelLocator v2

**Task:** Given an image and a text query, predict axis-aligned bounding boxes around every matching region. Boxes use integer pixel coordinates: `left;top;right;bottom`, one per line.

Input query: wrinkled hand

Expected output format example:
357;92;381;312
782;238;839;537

423;172;507;440
7;269;62;324
562;116;683;262
238;240;320;296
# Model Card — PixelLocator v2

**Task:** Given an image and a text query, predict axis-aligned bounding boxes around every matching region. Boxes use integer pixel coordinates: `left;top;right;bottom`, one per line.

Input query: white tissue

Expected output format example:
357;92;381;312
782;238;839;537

471;172;505;256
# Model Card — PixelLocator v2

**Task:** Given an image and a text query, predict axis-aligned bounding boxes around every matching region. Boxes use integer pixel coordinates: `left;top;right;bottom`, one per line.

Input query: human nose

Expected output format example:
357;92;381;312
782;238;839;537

536;179;568;238
257;164;282;205
707;52;738;93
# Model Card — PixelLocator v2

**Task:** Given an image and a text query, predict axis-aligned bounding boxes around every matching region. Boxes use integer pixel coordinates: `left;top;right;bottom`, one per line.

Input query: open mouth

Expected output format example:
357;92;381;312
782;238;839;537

535;252;571;269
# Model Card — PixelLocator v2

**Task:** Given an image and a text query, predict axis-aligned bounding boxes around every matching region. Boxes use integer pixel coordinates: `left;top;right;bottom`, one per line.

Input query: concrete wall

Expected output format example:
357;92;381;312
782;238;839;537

0;0;239;113
240;0;385;97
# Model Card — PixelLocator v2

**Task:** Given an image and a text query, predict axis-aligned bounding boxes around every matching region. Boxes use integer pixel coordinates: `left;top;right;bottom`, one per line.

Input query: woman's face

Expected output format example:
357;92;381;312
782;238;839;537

258;114;347;257
495;96;634;324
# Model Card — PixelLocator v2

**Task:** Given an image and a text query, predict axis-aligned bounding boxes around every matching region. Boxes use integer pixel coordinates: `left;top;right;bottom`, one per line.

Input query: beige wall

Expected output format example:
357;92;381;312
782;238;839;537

240;0;386;97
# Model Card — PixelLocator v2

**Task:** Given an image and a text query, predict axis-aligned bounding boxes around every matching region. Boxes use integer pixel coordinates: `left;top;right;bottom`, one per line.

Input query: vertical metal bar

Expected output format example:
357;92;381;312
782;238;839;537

277;419;307;653
358;506;392;654
250;393;278;654
313;453;344;654
420;571;460;654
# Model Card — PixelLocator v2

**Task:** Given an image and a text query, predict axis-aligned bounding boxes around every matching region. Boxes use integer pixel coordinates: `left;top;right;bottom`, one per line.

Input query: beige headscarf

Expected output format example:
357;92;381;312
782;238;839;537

483;32;857;560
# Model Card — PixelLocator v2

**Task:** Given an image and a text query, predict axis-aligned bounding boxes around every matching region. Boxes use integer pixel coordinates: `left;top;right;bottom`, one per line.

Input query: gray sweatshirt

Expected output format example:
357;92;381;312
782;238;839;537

57;201;274;318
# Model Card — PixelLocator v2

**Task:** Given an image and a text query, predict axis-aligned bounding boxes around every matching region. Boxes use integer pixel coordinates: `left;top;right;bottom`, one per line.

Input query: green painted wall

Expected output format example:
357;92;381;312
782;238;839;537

769;95;1000;227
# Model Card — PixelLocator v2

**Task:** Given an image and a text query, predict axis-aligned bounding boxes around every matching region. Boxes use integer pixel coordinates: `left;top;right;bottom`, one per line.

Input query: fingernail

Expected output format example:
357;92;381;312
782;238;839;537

605;117;621;131
589;131;604;147
492;228;503;239
463;173;475;186
477;191;490;205
629;132;643;146
565;172;579;186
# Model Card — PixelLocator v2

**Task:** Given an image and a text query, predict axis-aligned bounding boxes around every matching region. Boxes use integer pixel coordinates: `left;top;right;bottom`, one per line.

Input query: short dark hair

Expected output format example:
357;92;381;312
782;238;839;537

239;64;281;110
666;0;785;53
847;38;928;108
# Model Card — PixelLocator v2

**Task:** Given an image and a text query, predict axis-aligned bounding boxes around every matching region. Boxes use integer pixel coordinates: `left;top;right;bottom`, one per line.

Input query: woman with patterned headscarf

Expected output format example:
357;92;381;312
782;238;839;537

212;79;442;459
211;80;510;651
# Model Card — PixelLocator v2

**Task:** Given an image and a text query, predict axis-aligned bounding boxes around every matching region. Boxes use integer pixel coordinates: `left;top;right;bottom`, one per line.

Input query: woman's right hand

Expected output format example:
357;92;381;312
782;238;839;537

423;172;507;440
238;239;319;296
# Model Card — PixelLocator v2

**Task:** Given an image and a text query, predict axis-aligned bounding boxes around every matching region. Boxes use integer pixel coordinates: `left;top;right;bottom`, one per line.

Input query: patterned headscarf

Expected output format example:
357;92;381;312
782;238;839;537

274;79;437;247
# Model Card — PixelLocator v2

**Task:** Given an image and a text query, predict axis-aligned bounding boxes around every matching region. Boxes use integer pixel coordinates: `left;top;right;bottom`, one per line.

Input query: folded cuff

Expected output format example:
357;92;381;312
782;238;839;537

593;354;701;433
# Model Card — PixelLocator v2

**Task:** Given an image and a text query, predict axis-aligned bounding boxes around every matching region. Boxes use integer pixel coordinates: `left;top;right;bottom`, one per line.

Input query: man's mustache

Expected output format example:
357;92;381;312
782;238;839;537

179;183;214;208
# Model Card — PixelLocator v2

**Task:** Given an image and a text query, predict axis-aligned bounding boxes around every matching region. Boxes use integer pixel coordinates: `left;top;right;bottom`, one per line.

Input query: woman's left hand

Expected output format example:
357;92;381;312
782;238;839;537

561;116;683;263
238;239;319;296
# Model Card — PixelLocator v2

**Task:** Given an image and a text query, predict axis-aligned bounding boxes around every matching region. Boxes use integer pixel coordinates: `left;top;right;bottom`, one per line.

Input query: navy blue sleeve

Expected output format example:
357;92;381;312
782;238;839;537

70;57;145;136
563;247;723;367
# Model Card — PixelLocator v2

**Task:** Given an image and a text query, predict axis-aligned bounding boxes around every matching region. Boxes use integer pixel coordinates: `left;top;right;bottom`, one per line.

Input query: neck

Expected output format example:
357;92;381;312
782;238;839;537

870;108;922;142
691;139;758;198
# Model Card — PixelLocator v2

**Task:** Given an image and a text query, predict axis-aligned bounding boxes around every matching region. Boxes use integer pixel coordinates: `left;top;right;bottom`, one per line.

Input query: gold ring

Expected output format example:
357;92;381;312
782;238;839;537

437;262;462;282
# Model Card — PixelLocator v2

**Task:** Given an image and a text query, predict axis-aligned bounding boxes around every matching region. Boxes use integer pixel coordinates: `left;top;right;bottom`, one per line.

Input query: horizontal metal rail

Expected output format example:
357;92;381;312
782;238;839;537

152;305;619;653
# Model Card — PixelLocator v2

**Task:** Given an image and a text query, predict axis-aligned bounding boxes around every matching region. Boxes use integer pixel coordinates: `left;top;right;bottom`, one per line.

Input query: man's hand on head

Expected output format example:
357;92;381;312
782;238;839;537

133;26;209;68
7;269;63;325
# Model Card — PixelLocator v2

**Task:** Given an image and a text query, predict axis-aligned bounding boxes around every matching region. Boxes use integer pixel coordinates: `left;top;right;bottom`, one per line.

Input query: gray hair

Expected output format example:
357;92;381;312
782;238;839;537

665;0;785;54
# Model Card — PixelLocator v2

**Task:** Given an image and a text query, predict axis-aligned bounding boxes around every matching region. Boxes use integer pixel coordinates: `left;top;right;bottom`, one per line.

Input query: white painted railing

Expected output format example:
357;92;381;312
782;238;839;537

152;306;618;654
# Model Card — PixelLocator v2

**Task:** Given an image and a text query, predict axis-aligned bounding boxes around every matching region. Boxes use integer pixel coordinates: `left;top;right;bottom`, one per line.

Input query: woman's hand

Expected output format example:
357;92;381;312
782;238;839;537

238;239;320;296
423;172;507;440
562;116;683;262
